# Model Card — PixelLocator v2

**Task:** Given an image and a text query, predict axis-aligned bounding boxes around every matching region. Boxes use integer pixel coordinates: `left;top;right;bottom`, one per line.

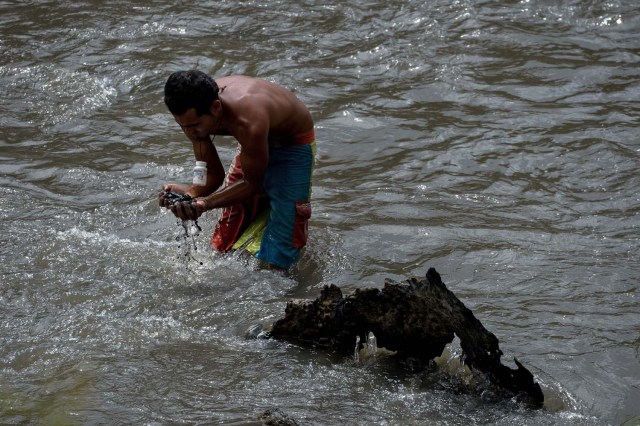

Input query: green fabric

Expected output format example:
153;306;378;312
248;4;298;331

231;208;270;255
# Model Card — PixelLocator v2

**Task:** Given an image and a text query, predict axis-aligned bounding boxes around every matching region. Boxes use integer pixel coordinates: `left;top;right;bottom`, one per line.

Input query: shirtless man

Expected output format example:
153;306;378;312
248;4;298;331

159;71;315;269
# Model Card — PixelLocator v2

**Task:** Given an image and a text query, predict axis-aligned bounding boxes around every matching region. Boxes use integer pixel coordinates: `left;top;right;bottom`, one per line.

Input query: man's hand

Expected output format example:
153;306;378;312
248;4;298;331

159;184;211;221
159;184;187;208
169;198;207;221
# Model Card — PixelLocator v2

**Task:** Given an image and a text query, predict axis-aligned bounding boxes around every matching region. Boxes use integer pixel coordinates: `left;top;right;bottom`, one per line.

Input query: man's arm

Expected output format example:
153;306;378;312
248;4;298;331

186;136;226;197
167;113;269;220
201;115;268;209
159;135;225;210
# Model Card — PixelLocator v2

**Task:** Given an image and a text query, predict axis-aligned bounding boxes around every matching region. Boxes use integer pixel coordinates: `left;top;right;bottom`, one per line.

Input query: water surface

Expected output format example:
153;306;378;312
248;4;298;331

1;0;639;424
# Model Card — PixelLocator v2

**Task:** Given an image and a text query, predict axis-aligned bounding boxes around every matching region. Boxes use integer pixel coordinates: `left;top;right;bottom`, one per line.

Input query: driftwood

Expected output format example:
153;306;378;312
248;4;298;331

267;268;544;408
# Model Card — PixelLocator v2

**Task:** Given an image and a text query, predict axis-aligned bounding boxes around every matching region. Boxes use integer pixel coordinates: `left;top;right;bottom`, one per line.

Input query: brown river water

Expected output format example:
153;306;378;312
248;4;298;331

1;1;639;424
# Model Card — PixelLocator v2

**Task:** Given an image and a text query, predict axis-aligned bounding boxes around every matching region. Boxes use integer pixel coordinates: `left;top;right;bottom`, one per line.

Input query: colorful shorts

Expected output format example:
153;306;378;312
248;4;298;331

211;130;316;269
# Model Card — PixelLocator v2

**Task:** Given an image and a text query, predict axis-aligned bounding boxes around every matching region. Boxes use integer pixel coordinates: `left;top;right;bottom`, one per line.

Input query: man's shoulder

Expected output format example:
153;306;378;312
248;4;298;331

216;74;259;85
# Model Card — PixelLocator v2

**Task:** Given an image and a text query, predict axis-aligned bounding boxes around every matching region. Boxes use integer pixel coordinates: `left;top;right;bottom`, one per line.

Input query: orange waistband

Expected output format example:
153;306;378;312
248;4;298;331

269;129;315;147
293;129;315;146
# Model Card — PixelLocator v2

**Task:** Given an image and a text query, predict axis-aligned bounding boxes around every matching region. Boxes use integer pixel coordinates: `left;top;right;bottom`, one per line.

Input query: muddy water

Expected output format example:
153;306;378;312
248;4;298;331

1;1;639;424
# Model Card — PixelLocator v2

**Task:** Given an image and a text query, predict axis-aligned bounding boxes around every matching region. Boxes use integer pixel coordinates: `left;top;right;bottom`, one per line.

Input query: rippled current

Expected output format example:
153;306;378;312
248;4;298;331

1;1;639;425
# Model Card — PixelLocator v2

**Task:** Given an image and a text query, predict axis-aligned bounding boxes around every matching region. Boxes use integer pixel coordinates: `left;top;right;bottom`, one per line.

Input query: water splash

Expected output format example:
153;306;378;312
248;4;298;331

176;219;203;270
354;332;378;363
366;331;377;357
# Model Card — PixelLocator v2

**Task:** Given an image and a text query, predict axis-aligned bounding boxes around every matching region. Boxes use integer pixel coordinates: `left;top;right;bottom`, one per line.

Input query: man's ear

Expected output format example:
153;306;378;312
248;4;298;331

210;99;221;117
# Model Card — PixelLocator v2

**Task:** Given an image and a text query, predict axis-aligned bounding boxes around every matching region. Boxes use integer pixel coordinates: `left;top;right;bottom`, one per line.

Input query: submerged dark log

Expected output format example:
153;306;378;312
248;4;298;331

269;267;544;408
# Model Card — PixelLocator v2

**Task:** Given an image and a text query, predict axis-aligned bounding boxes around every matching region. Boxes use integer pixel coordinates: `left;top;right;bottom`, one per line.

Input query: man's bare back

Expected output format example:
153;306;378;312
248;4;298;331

213;75;313;144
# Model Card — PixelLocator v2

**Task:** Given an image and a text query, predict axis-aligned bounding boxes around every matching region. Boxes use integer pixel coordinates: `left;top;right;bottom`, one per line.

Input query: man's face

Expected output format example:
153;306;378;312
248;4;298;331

173;107;215;140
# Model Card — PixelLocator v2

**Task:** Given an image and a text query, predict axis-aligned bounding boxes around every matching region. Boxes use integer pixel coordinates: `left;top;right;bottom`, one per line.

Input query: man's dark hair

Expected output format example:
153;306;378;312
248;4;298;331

164;70;219;116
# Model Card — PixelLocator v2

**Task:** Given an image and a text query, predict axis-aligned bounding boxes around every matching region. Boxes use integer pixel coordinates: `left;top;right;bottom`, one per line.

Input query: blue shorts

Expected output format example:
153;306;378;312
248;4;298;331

214;132;315;269
256;141;315;268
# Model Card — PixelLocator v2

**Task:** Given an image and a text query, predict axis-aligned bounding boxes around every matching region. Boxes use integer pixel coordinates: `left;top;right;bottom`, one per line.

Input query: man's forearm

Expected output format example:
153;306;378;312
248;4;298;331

201;179;256;211
186;183;216;198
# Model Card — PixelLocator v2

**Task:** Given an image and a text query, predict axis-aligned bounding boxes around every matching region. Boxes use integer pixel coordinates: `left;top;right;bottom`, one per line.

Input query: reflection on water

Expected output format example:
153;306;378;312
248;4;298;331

1;0;639;424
